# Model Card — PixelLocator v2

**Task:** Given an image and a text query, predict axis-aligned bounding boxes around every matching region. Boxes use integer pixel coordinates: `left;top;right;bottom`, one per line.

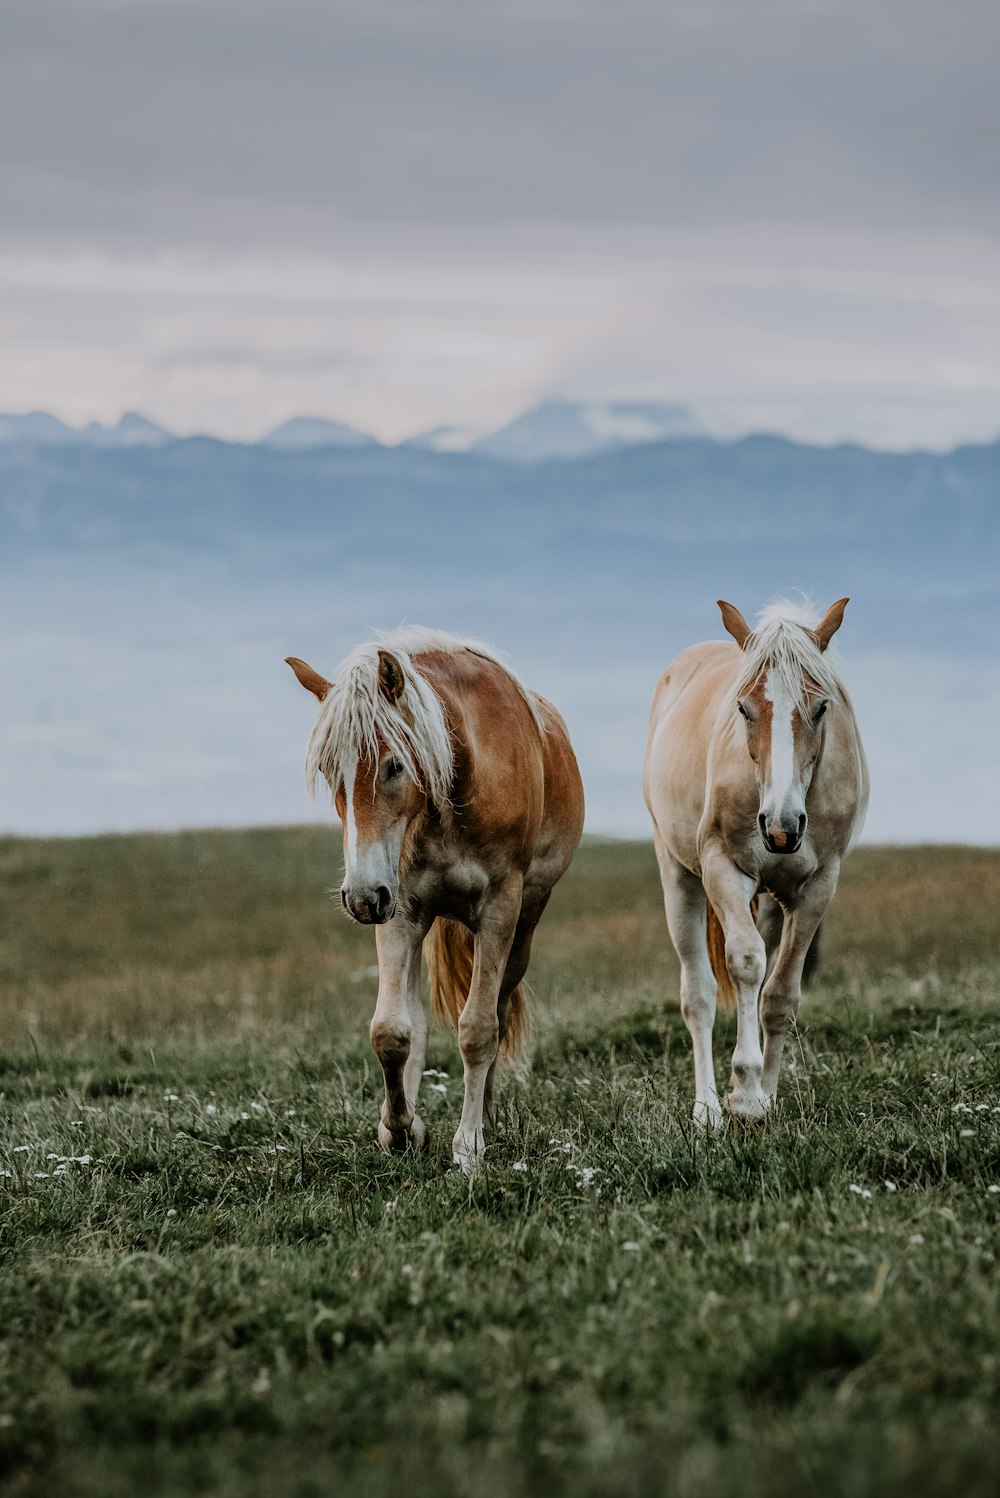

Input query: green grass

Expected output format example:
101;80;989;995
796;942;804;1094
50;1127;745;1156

1;830;999;1498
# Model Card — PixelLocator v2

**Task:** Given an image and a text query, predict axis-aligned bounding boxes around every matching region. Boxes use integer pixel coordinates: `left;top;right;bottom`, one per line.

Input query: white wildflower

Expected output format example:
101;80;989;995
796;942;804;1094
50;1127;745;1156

250;1102;266;1113
622;1241;641;1252
959;1129;975;1138
512;1161;528;1172
849;1184;872;1199
163;1093;179;1103
884;1181;898;1192
205;1104;217;1115
987;1185;1000;1195
909;1233;925;1245
166;1208;177;1217
13;1146;29;1153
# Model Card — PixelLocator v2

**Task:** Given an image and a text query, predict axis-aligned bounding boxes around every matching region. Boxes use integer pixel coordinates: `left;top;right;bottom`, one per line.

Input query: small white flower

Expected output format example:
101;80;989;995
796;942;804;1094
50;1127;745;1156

1;1169;11;1178
952;1103;972;1113
240;1112;251;1120
848;1184;872;1198
166;1208;177;1217
205;1104;217;1115
909;1233;925;1245
622;1241;641;1252
959;1129;975;1138
163;1093;179;1103
13;1146;29;1153
976;1104;990;1112
250;1102;265;1113
884;1181;898;1192
72;1155;92;1165
33;1172;49;1179
577;1167;598;1187
511;1161;528;1172
285;1109;296;1117
429;1083;447;1094
987;1185;1000;1195
70;1120;84;1127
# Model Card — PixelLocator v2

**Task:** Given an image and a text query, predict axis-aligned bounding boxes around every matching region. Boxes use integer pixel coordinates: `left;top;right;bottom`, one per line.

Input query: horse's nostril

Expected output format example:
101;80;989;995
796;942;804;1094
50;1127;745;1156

797;814;807;837
374;885;391;918
758;813;768;838
341;889;349;910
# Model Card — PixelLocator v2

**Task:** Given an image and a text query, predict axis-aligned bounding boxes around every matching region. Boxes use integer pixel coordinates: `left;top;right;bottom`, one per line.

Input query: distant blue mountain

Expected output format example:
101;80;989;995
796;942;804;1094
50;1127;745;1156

0;410;173;447
472;399;703;462
262;416;378;451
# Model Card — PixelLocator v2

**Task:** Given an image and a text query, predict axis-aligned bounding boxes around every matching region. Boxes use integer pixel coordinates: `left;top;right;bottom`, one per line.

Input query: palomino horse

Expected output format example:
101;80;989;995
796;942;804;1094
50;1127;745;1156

286;628;584;1172
643;599;868;1126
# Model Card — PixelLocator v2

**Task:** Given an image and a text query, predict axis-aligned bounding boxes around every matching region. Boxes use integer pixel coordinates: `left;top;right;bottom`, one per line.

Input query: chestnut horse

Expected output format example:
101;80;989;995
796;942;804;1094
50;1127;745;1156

644;599;868;1126
286;628;584;1172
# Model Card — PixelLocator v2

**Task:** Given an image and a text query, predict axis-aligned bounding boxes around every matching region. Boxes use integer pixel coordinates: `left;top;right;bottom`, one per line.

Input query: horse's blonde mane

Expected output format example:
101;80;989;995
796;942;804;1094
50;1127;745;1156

734;598;846;710
305;626;545;803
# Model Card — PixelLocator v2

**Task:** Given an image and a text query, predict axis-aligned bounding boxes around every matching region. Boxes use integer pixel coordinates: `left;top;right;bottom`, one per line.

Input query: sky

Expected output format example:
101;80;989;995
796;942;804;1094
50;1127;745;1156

2;0;1000;449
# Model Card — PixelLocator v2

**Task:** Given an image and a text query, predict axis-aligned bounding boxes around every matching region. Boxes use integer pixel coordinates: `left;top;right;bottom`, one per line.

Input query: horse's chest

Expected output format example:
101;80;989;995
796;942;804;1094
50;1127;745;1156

405;855;492;926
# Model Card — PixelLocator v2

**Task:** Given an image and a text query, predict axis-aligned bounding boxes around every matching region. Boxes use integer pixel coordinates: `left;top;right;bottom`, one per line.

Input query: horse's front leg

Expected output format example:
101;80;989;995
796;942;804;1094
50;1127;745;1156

371;916;428;1154
452;881;521;1175
703;853;768;1122
760;863;839;1100
655;841;721;1128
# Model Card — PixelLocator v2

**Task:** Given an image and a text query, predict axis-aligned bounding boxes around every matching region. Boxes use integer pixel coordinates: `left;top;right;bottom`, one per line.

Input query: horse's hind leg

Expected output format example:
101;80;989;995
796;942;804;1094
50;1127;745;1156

656;841;721;1128
760;864;838;1101
755;893;784;978
371;917;428;1154
483;898;546;1133
452;879;522;1174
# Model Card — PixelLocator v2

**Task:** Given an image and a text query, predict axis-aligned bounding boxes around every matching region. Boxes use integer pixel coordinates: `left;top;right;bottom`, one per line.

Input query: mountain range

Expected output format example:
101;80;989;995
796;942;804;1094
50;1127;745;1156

0;399;703;463
0;419;997;842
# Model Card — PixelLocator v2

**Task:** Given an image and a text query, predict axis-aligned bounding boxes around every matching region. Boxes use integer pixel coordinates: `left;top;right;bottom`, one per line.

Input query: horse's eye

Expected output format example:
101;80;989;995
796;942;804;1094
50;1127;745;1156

813;700;828;723
385;757;404;780
737;701;749;719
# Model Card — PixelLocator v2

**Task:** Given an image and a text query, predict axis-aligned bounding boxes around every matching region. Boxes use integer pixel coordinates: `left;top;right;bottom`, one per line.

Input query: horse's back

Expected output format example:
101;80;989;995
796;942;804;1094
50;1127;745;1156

419;649;583;889
644;640;739;871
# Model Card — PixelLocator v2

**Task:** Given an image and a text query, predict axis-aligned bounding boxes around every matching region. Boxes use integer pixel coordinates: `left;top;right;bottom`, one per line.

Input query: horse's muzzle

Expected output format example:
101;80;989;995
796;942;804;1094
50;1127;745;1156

759;812;806;856
342;886;396;924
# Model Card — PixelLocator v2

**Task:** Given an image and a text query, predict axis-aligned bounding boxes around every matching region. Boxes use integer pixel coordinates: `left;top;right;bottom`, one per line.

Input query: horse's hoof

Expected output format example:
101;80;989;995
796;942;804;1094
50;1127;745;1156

723;1089;770;1125
378;1116;428;1155
692;1101;724;1131
451;1127;486;1177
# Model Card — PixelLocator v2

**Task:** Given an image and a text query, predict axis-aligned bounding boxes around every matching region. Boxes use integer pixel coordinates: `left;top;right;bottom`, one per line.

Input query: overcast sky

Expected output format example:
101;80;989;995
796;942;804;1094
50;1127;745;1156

2;0;1000;446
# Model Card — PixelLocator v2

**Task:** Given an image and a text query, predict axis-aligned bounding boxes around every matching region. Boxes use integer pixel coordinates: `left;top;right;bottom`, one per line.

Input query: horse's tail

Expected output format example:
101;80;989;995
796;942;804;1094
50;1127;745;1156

425;917;528;1058
706;896;760;1013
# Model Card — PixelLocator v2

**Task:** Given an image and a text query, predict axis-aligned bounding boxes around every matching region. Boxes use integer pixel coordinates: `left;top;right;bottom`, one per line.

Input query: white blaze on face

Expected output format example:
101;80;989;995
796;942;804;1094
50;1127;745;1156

763;668;798;823
343;752;359;878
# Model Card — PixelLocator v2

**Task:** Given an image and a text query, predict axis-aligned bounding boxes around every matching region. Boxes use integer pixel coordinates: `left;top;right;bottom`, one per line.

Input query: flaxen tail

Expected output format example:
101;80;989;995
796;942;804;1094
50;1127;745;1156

706;897;760;1012
424;917;528;1057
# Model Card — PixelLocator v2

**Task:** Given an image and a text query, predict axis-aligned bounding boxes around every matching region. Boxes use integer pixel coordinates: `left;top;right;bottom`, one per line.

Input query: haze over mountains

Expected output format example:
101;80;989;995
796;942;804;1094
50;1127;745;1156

0;409;997;842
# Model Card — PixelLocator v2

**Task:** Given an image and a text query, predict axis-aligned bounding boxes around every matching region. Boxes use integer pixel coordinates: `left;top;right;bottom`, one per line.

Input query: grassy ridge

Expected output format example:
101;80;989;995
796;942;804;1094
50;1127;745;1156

1;831;999;1497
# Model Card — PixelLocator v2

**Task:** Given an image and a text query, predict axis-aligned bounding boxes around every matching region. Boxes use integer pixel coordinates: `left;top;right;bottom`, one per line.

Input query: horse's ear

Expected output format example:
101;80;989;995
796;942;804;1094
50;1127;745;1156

285;656;331;701
377;649;405;703
717;600;752;649
814;597;849;651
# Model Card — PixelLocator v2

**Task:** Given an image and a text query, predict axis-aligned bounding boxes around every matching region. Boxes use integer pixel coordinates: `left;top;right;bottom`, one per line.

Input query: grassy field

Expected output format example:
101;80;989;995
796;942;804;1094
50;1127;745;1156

1;829;999;1498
